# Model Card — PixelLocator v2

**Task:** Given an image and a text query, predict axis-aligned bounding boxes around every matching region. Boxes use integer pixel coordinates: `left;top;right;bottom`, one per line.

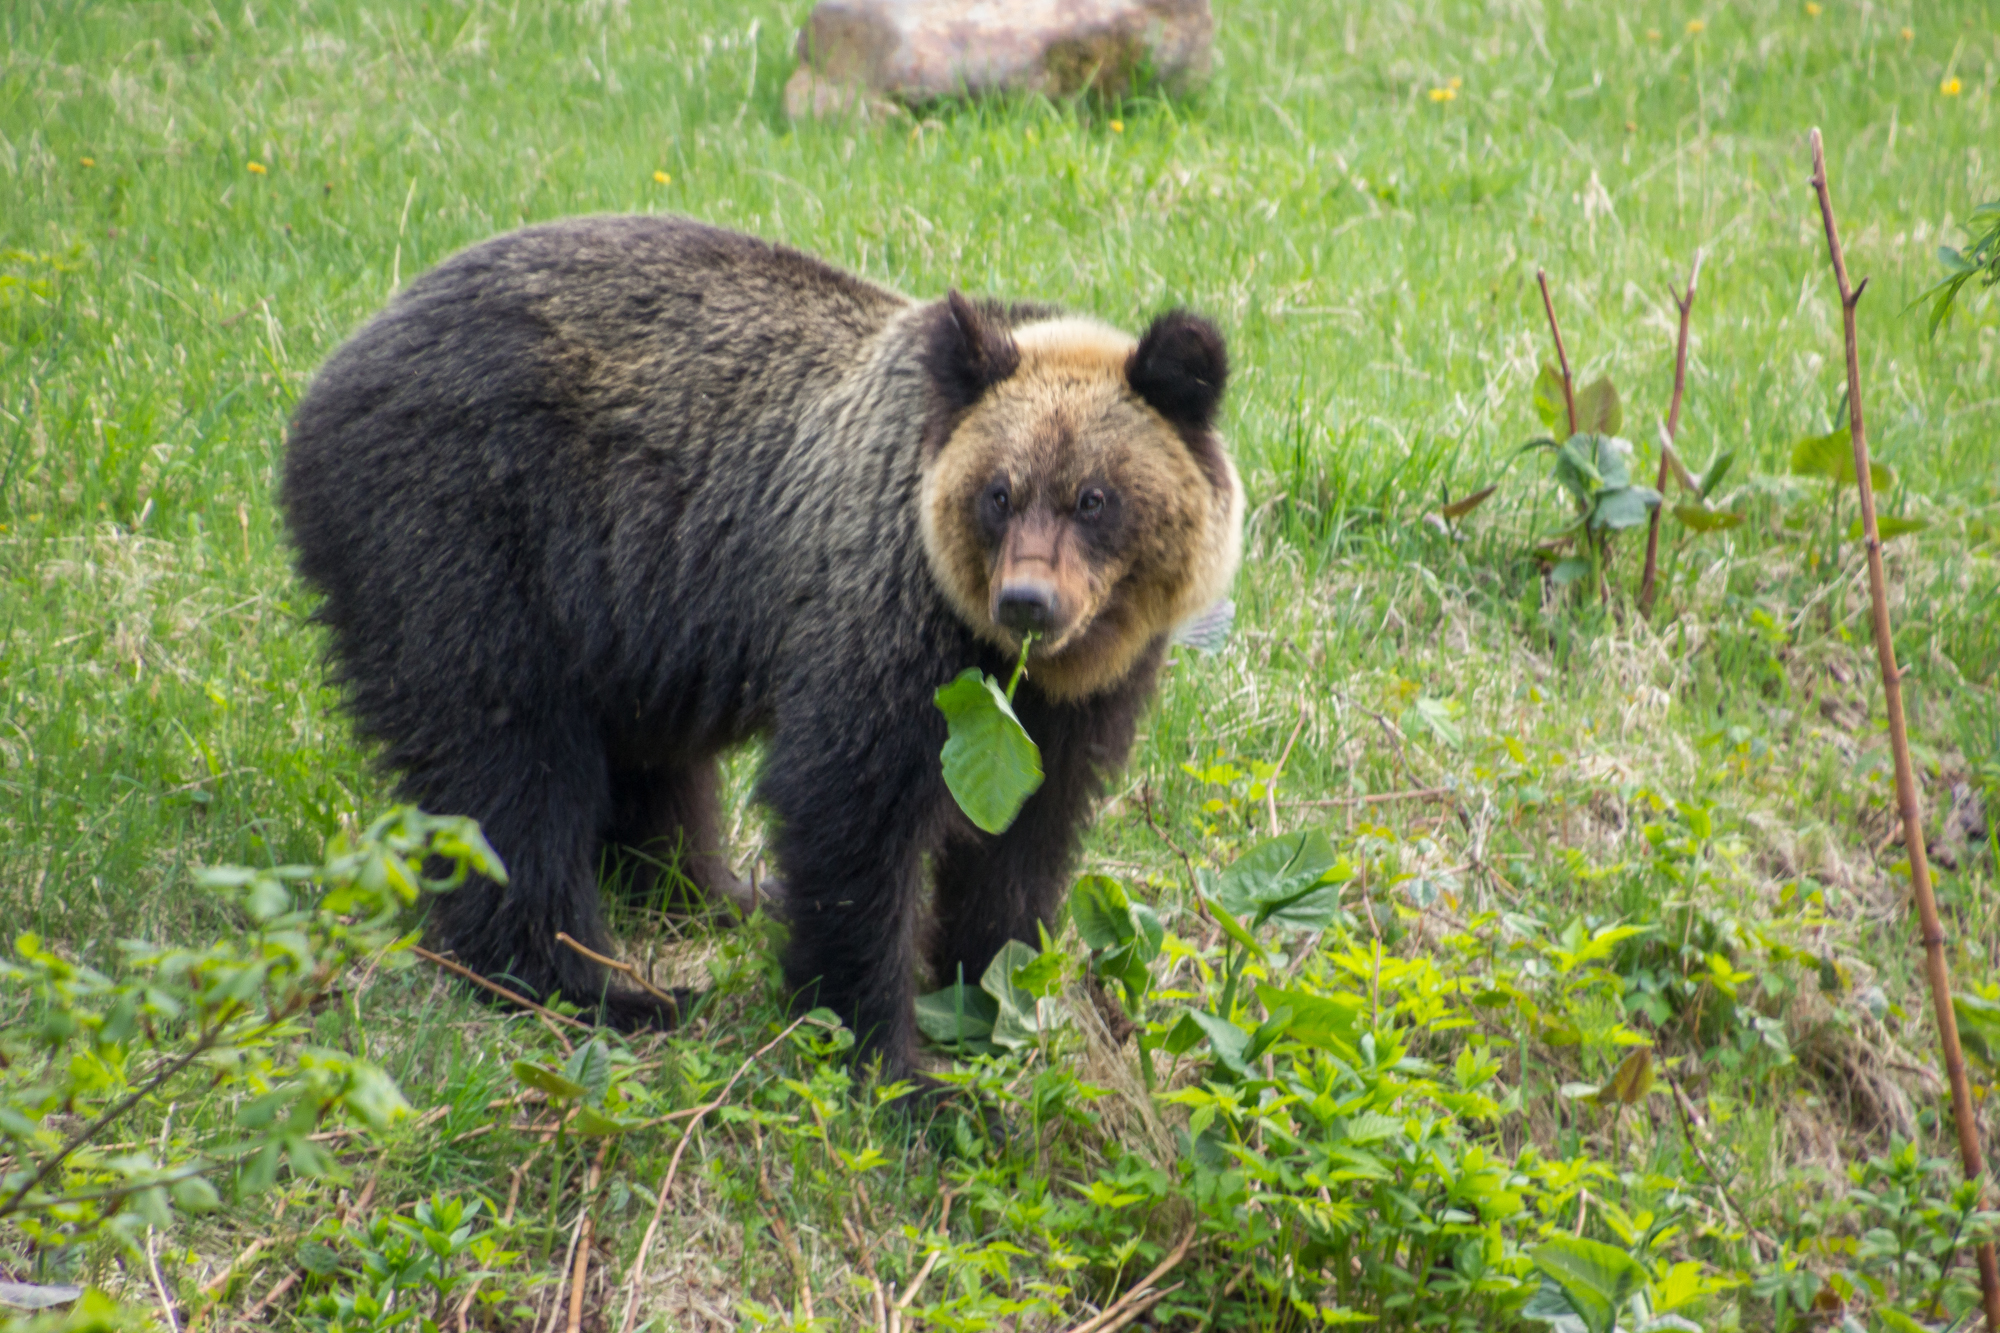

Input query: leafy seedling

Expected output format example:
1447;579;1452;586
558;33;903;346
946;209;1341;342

936;636;1042;834
1790;408;1924;571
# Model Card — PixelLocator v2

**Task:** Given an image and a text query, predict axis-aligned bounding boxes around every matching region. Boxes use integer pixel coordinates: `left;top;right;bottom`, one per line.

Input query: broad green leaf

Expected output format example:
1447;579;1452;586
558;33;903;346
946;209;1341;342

1209;831;1339;925
914;983;999;1045
1531;1236;1648;1333
1551;437;1603;506
981;939;1047;1050
1520;1277;1590;1333
1071;875;1134;952
1011;948;1066;999
512;1060;587;1103
1533;363;1567;428
1245;1006;1295;1061
1186;1008;1252;1077
1588;435;1634;490
1127;902;1164;961
1439;484;1499;520
1574;376;1622;436
1590;485;1661;532
1163;1010;1207;1055
1256;985;1366;1055
1551;558;1592;585
563;1039;613;1105
935;668;1044;834
1845;514;1929;541
1672;501;1745;532
572;1106;633;1137
1789;429;1894;490
1595;1047;1655;1106
1099;944;1154;1010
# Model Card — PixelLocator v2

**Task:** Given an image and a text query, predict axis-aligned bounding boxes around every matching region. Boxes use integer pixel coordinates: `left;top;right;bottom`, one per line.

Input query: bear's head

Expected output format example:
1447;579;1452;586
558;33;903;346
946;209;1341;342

919;291;1243;703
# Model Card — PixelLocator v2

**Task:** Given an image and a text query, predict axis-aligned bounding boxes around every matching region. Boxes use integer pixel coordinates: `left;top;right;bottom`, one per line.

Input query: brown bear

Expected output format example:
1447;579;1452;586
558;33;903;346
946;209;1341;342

281;215;1240;1084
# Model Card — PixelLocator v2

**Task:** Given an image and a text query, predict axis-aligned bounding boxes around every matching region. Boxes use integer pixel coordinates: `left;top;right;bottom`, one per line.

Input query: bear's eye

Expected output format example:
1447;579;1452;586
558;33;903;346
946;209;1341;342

988;485;1011;515
1075;488;1106;518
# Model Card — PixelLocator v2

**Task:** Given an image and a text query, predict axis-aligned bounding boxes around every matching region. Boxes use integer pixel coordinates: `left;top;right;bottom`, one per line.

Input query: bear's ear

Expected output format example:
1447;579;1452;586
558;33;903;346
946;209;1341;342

923;290;1022;419
1127;310;1228;434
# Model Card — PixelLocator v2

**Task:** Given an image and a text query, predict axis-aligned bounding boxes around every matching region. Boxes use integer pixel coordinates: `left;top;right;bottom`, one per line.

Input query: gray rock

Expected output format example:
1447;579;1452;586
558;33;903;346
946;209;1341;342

784;0;1214;118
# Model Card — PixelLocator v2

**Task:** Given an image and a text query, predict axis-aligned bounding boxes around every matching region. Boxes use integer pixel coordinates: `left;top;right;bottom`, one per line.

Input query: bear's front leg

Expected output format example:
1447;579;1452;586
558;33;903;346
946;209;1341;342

929;657;1159;987
759;706;947;1085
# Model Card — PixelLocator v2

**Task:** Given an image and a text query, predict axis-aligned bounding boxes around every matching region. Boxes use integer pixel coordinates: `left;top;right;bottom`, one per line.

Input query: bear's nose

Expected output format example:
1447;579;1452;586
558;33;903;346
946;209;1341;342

995;582;1058;635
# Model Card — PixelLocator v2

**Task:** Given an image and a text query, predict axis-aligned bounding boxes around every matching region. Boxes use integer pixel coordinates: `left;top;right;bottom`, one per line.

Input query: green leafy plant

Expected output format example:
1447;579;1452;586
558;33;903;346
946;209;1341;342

1789;408;1924;573
302;1192;535;1333
1520;369;1664;596
0;808;498;1326
1915;200;2000;335
1757;1139;2000;1330
936;637;1043;834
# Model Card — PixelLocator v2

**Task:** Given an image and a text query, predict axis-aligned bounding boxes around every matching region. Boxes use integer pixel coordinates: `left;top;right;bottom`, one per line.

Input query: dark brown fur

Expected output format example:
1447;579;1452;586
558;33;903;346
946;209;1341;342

281;215;1238;1081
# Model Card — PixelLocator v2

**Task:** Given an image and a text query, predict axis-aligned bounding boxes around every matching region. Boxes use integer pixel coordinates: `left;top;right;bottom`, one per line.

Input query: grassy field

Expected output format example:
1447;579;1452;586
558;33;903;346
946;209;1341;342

3;0;1998;1328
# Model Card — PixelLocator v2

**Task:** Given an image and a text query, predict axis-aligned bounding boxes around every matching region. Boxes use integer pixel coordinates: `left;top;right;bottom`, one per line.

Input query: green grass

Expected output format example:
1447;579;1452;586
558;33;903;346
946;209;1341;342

3;0;1999;1327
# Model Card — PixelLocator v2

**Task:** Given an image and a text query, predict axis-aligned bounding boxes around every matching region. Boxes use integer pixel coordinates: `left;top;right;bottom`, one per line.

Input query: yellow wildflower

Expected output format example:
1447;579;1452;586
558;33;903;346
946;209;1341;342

247;161;267;174
653;170;671;184
1109;119;1124;133
1940;77;1961;95
1899;26;1913;39
1685;18;1706;33
1428;86;1456;102
1804;1;1820;14
1448;76;1463;89
1646;28;1662;39
80;156;96;167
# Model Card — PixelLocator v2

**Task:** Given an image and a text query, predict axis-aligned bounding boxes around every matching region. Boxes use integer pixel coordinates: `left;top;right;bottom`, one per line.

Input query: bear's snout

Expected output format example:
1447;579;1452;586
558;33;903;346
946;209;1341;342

995;580;1060;634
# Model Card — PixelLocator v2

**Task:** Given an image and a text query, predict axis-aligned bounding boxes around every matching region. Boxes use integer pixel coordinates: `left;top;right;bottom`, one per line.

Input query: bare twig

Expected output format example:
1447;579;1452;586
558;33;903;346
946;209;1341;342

1266;702;1311;837
1061;1224;1197;1333
556;932;681;1018
1535;268;1579;436
1140;783;1202;890
1639;250;1703;617
1810;125;2000;1333
147;1228;182;1333
617;1016;810;1333
411;944;586;1049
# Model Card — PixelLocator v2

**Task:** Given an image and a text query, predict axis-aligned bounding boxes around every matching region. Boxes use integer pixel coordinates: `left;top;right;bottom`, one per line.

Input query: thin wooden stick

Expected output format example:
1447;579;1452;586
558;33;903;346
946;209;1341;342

1535;268;1579;436
564;1141;610;1333
1639;250;1703;618
894;1193;954;1310
1810;125;2000;1333
555;932;681;1017
616;1016;810;1333
1061;1224;1197;1333
146;1227;182;1333
411;944;586;1048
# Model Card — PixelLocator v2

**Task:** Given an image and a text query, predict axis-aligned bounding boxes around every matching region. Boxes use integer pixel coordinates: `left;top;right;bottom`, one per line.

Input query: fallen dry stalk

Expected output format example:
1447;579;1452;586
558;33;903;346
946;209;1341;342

1061;1224;1197;1333
616;1016;810;1333
412;944;587;1048
555;931;681;1017
1809;125;2000;1333
564;1141;610;1333
1639;250;1703;617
